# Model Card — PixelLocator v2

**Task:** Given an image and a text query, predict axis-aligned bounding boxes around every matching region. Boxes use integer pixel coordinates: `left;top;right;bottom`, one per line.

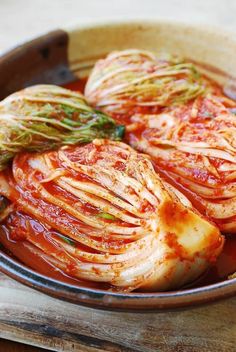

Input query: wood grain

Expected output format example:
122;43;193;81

0;273;235;352
0;339;48;352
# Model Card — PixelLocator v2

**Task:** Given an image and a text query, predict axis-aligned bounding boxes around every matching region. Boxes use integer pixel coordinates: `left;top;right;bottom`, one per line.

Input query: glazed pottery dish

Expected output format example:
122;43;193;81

0;20;236;310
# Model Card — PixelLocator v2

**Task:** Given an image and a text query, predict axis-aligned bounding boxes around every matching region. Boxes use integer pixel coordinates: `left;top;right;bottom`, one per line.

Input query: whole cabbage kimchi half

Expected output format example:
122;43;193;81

0;140;223;291
85;49;236;233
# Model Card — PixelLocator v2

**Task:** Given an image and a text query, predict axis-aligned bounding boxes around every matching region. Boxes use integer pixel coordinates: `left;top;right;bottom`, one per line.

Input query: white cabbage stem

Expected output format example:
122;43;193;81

0;140;223;291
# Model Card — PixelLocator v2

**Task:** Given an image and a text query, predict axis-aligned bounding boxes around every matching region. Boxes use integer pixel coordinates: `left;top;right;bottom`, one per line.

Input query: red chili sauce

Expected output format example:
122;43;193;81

63;78;236;288
0;76;235;291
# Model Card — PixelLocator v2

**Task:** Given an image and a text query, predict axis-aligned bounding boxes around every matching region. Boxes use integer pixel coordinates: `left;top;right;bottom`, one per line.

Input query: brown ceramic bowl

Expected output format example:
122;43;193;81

0;20;236;310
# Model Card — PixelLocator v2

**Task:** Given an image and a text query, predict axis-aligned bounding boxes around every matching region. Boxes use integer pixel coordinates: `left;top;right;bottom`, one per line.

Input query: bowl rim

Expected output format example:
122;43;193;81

0;19;236;310
1;250;236;311
62;17;236;39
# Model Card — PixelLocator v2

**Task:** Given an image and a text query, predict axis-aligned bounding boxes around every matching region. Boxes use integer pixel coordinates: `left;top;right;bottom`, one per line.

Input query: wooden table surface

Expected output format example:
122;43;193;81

0;339;49;352
0;272;236;352
1;1;236;351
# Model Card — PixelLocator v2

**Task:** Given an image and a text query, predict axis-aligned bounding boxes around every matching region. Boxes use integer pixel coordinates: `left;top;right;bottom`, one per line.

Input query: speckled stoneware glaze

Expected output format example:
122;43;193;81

0;20;236;310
